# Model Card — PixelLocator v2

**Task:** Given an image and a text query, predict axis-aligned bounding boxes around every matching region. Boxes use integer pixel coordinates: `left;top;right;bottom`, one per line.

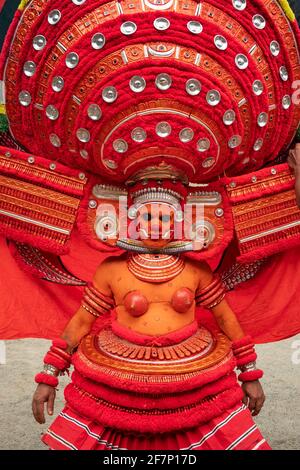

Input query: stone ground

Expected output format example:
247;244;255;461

0;336;300;450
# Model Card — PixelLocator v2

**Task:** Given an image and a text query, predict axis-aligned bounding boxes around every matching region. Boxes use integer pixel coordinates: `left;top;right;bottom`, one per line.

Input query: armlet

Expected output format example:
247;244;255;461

195;275;225;309
81;283;115;318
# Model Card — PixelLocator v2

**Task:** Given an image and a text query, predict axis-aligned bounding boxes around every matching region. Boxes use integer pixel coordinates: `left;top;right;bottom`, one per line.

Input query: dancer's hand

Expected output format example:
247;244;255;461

288;143;300;171
32;384;56;424
242;380;265;416
288;143;300;208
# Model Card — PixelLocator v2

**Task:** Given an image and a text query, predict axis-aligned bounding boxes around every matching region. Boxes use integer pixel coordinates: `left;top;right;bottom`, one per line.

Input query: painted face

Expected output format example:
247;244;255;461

137;202;175;248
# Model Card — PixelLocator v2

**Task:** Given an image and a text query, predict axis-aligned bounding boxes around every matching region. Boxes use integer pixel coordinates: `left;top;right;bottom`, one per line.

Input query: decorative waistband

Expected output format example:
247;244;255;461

111;319;199;346
99;324;213;365
68;325;239;433
72;325;234;393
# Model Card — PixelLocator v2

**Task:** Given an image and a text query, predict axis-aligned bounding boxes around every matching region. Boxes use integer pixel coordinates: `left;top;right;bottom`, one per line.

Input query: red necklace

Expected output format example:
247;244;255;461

127;254;185;283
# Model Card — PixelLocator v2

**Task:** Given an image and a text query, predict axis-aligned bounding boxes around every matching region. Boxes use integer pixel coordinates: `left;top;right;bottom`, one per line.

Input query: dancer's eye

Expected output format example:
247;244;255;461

142;213;151;221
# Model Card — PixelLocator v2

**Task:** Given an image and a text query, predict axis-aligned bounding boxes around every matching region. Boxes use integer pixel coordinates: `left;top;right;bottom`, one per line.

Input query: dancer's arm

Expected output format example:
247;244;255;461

197;262;244;341
196;262;265;416
32;260;113;424
62;259;113;350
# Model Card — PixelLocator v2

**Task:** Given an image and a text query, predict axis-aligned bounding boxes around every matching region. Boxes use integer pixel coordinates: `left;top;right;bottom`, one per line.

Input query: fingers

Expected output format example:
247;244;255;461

289;144;300;164
242;395;249;406
242;381;266;417
47;389;56;417
32;398;45;424
32;384;59;424
288;151;297;172
246;395;265;416
288;150;296;162
32;385;58;424
252;395;265;416
288;149;295;162
248;397;256;414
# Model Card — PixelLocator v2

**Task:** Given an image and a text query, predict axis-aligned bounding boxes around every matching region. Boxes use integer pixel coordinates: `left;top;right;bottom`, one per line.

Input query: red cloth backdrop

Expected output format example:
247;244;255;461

225;248;300;343
0;231;110;339
0;230;300;343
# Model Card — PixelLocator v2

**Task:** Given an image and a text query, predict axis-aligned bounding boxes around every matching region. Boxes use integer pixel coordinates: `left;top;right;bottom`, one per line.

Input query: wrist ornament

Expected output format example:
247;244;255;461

34;339;72;388
232;336;264;383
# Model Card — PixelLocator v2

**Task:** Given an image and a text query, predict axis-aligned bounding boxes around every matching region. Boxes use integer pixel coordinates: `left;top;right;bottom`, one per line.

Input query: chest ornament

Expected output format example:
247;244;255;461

127;253;185;283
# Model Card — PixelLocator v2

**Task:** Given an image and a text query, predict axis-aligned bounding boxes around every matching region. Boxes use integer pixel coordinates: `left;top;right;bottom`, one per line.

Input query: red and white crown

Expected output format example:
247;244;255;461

2;0;300;184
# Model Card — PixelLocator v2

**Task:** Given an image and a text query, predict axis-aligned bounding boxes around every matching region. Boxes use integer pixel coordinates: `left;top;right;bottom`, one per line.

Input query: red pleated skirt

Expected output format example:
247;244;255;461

42;402;271;451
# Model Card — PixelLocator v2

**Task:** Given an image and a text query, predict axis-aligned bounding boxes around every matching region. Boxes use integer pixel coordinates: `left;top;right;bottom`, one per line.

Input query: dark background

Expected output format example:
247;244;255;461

0;0;19;49
291;0;300;22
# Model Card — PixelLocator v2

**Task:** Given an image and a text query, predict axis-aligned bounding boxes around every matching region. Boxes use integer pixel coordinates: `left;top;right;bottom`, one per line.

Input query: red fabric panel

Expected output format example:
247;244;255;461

226;248;300;343
0;230;111;339
0;235;80;339
41;403;270;450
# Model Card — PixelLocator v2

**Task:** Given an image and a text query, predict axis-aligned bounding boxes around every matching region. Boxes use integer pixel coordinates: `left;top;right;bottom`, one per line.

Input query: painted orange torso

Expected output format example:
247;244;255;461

97;257;202;336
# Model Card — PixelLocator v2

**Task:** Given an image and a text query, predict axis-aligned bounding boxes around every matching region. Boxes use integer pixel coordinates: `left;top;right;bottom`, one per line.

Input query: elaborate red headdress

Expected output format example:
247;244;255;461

1;0;300;185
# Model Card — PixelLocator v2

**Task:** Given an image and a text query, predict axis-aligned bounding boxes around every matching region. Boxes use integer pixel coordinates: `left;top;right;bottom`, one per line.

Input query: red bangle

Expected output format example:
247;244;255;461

35;373;59;387
236;352;257;367
235;348;255;358
197;283;224;302
50;346;72;363
238;369;263;382
44;352;69;370
52;339;68;350
196;276;221;296
200;289;225;307
88;284;115;308
232;335;253;350
233;345;255;356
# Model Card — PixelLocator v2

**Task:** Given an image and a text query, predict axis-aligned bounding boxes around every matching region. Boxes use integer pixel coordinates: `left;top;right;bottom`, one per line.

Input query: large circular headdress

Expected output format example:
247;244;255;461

2;0;300;183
